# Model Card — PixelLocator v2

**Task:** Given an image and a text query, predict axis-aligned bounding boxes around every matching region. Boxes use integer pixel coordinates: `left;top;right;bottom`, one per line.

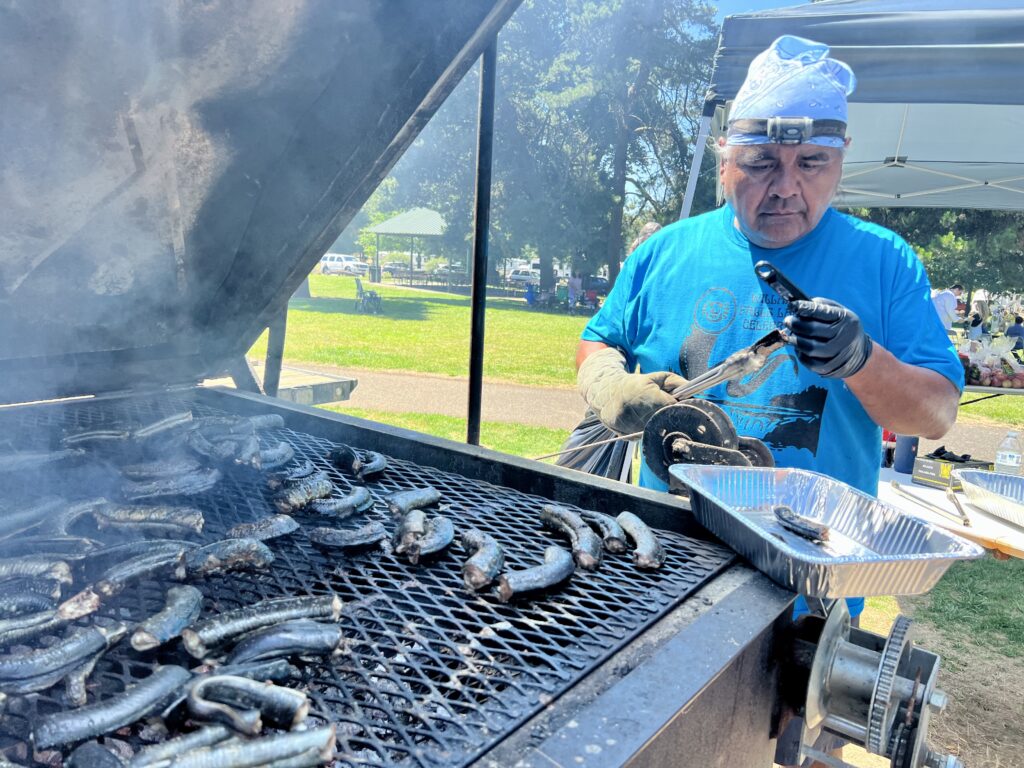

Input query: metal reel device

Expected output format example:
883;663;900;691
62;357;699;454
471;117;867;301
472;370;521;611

795;602;960;768
642;401;774;484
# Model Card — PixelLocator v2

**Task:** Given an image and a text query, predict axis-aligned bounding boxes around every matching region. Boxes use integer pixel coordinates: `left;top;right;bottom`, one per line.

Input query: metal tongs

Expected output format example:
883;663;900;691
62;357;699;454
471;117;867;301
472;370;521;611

669;329;788;400
889;480;973;527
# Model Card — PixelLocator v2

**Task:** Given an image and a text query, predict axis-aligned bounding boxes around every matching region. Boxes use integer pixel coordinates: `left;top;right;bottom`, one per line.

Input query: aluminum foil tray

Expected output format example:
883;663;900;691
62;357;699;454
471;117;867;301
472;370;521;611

954;469;1024;528
671;465;983;598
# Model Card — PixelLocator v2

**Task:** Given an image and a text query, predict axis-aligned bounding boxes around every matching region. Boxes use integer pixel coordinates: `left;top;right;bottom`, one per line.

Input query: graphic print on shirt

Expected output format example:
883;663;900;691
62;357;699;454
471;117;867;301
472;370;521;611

680;286;830;458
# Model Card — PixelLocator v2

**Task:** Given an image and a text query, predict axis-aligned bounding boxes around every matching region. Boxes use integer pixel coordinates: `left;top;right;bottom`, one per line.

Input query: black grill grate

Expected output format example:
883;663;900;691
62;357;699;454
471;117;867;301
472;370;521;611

0;394;734;766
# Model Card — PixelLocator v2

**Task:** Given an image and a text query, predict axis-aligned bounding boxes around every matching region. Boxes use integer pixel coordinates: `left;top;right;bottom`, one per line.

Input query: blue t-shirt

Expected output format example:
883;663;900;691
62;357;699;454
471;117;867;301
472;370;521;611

583;205;964;617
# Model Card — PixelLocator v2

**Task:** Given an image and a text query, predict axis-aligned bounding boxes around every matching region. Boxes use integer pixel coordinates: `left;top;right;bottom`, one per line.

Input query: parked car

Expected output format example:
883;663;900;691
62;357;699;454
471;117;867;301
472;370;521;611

508;268;540;286
382;261;409;276
318;253;367;276
582;275;610;295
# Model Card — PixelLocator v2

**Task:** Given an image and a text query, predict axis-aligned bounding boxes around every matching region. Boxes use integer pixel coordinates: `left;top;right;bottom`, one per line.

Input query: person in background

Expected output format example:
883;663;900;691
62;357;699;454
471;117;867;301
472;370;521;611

931;283;963;330
967;312;985;341
568;272;583;309
1007;315;1024;351
573;35;962;768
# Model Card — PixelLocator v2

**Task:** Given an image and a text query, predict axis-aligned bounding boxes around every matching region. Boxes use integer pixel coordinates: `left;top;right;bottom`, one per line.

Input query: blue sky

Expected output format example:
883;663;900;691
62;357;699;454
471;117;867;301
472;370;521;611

714;0;805;22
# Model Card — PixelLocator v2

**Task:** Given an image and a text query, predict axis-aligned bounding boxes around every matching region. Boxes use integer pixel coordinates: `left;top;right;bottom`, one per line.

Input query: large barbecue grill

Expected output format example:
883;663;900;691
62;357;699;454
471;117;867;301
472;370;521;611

0;2;963;766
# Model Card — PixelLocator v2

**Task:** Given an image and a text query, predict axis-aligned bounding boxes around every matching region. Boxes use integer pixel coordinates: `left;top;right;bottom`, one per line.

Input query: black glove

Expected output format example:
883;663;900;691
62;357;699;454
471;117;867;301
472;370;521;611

784;298;873;378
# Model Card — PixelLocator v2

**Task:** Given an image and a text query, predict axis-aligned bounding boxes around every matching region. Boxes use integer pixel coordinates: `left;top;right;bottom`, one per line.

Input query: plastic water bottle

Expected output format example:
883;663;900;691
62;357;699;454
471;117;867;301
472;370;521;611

994;430;1023;475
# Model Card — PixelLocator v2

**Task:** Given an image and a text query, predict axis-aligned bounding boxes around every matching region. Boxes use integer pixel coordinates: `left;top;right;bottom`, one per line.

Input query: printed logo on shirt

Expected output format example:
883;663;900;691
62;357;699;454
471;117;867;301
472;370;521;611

693;288;737;334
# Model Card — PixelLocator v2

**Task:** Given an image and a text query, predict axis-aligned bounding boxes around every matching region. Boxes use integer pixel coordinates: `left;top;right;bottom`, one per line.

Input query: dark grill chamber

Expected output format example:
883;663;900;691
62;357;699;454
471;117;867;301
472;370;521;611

0;394;734;766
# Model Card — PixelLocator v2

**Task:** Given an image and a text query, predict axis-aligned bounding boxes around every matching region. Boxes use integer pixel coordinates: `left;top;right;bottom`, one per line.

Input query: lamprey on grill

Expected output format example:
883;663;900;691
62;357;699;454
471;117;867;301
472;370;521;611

0;497;65;539
184;538;274;578
579;510;628;554
96;549;189;597
84;540;200;575
0;534;100;560
121;455;203;481
225;619;345;665
187;680;263;735
131;410;193;441
61;427;131;448
131;585;204;651
273;471;334;514
55;587;102;620
461;529;505;591
94;504;205;536
128;725;233;767
0;622;127;696
165;726;336;768
182;595;342;659
265;459;316;491
226;514;300;541
40;498;109;536
330;445;388;481
773;504;831;543
259;441;296;471
33;664;193;749
409;515;455;565
0;590;55;618
66;741;126;768
617;512;666;569
122;468;222;501
308;522;388;550
309;486;374;518
190;675;309;730
0;610;69;648
0;556;72;584
392;510;428;556
385;486;441;516
497;546;575;603
540;504;603;571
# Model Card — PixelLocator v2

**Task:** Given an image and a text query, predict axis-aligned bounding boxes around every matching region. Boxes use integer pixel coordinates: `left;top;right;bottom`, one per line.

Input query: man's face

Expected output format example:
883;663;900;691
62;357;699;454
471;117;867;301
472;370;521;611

720;142;846;248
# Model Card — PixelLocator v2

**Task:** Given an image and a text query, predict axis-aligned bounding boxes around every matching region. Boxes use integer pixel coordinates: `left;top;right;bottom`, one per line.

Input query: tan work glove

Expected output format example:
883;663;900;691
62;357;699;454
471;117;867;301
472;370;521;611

577;347;688;435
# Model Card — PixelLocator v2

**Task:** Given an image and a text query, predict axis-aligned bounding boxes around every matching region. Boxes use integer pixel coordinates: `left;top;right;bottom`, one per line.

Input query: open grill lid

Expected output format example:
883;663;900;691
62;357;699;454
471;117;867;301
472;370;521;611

0;0;519;404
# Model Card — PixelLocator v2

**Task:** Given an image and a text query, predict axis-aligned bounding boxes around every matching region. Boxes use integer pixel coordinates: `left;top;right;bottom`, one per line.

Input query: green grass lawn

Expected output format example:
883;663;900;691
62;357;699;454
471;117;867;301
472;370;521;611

249;276;587;387
958;391;1024;428
322;406;568;459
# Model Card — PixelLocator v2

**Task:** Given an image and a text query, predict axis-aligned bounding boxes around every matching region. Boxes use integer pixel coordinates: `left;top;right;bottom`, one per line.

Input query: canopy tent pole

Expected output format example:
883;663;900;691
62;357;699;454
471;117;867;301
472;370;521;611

678;114;712;220
467;38;497;445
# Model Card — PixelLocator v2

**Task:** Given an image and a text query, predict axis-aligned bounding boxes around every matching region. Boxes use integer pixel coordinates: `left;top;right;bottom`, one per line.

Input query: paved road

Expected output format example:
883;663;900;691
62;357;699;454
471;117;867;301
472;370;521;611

297;362;1014;462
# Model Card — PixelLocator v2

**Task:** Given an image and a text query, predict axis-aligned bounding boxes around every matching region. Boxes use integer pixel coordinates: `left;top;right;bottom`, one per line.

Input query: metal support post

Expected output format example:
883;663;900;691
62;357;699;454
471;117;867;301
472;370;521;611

466;39;496;445
264;307;287;397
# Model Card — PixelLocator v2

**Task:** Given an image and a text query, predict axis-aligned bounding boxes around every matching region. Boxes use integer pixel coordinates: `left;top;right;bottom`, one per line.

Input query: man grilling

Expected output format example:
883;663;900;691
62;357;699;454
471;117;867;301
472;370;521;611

574;35;963;766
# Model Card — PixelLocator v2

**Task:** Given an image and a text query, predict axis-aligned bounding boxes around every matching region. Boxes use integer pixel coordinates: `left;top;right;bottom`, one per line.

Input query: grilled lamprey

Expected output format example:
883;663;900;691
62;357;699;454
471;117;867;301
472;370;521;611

95;504;205;536
265;460;316;491
0;556;72;584
259;442;296;472
224;619;345;665
308;522;388;550
309;486;374;518
384;487;441;516
187;681;263;735
96;549;189;597
184;539;274;579
191;675;309;730
0;622;127;695
0;590;55;619
61;427;131;448
273;471;334;514
164;726;336;768
33;664;193;750
392;510;428;556
84;540;200;575
497;546;575;603
616;512;666;569
122;468;222;501
578;510;628;554
539;504;603;571
182;595;342;659
67;741;126;768
0;497;65;540
121;455;204;481
461;529;505;591
0;534;100;560
132;585;204;651
409;516;455;565
226;514;299;542
128;725;233;767
773;504;831;543
132;411;194;441
327;445;361;476
0;610;69;648
0;448;84;474
55;587;102;620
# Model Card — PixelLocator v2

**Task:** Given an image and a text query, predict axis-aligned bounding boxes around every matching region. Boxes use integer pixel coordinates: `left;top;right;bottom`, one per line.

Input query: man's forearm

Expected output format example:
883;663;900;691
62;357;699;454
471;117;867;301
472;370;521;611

576;339;610;370
845;342;959;439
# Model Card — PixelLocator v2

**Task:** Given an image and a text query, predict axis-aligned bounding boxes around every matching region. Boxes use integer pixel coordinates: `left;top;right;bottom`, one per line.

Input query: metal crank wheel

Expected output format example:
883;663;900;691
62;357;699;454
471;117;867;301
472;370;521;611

642;401;743;484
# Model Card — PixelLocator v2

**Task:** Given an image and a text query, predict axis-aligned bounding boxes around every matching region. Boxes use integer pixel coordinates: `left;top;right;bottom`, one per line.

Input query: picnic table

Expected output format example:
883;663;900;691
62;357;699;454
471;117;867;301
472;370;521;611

962;384;1024;406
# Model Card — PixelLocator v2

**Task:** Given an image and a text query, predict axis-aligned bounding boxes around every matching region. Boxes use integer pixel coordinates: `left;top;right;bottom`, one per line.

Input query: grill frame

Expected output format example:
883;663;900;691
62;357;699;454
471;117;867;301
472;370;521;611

0;386;796;767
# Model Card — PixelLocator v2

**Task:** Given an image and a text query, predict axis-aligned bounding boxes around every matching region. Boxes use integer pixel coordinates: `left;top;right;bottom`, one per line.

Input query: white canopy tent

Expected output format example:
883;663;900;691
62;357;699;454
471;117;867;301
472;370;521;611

681;0;1024;216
